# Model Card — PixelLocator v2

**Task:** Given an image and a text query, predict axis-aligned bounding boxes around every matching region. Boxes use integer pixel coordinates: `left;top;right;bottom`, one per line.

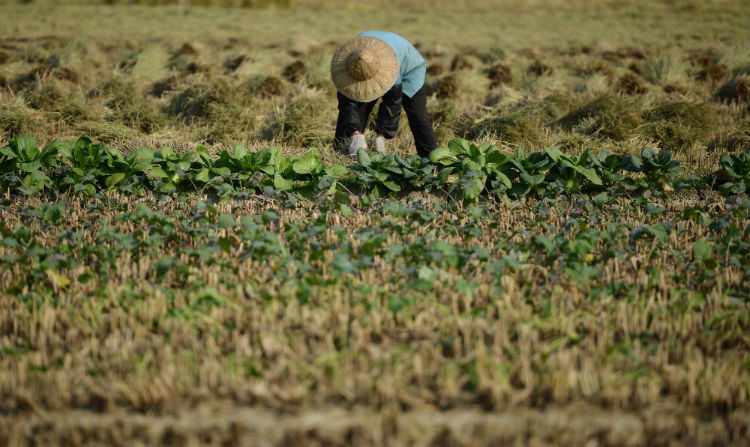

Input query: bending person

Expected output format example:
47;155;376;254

331;31;437;157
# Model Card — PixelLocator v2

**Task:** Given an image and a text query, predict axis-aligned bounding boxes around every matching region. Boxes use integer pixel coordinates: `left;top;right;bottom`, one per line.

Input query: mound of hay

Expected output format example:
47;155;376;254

434;75;459;99
168;81;255;143
641;101;717;152
427;63;445;77
697;63;729;84
150;75;180;97
487;63;512;88
528;60;552;76
264;92;332;147
716;74;750;105
616;73;647;95
450;53;474;71
0;98;39;138
73;120;136;143
463;103;547;149
283;61;307;83
92;78;164;133
428;98;458;145
224;55;247;72
555;94;642;141
664;83;689;95
247;76;287;99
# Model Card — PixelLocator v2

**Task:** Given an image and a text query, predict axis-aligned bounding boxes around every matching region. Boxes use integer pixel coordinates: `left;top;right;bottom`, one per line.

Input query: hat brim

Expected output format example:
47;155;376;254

330;36;398;103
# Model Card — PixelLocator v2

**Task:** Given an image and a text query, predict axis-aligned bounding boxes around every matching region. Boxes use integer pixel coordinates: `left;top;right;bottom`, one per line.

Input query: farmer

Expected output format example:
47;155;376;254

331;31;437;157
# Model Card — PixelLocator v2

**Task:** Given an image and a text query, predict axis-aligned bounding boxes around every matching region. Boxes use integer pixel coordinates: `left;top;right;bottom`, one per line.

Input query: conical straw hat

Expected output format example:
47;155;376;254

330;36;398;103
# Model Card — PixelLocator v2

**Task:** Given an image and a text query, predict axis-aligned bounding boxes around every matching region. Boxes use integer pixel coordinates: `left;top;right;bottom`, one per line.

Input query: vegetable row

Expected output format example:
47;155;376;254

1;136;748;200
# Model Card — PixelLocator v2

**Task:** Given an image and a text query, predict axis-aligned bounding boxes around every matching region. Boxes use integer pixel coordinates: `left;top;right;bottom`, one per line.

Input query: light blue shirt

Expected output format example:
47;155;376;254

359;30;426;98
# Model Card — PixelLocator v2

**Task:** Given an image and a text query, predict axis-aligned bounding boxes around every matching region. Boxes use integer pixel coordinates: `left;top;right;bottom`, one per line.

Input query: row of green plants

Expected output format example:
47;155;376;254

1;136;749;200
3;195;748;303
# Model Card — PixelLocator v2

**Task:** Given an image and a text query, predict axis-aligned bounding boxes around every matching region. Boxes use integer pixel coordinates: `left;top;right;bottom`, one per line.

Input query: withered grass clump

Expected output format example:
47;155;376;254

282;60;307;83
24;79;68;110
463;103;546;148
167;81;247;122
150;75;180;97
450;53;474;71
167;81;256;143
698;63;730;84
642;101;717;152
486;63;513;88
246;76;287;99
93;78;164;133
0;97;38;138
73;119;136;142
664;83;689;95
264;92;331;147
428;98;458;145
616;72;647;95
555;93;642;141
433;75;459;99
427;63;445;77
224;54;246;72
527;60;552;76
715;74;750;105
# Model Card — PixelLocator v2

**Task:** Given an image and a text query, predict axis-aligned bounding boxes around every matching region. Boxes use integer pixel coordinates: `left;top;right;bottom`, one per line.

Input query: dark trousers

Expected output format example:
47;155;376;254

334;84;437;157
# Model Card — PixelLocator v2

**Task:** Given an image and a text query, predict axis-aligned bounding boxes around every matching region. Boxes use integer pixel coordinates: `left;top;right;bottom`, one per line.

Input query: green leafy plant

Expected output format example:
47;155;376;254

715;150;750;195
638;147;682;190
545;147;602;192
0;136;59;193
429;139;511;201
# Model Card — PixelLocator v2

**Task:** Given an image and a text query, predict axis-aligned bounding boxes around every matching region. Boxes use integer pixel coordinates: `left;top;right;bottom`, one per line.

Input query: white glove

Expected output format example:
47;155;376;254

374;135;386;154
348;133;367;156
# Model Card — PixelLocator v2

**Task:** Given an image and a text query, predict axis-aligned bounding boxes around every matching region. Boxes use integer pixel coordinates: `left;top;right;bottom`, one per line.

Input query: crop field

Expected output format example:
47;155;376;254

1;1;749;446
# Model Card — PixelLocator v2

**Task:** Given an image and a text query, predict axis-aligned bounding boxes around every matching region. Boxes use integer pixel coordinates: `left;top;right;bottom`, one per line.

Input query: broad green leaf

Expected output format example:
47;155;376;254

546;147;562;163
485;150;509;166
356;148;371;167
273;173;294;191
491;170;512;190
195;168;210;183
147;166;169;179
13;136;38;158
105;172;127;188
325;164;347;177
448;138;470;155
217;214;235;229
127;148;154;171
45;269;70;289
429;147;457;165
339;204;353;217
233;145;248;159
572;165;603;186
381;180;401;192
692;239;713;262
292;149;321;175
520;172;545;186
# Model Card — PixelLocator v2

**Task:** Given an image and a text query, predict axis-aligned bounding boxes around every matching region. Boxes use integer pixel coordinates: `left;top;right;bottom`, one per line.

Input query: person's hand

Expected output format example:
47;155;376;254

374;135;386;154
348;132;367;156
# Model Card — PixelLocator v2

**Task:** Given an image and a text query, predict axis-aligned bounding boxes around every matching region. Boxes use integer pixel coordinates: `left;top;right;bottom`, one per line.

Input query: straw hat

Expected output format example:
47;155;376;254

330;36;398;103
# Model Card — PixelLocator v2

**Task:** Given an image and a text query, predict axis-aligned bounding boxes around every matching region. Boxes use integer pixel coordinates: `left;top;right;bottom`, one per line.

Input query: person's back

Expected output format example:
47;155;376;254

358;31;426;98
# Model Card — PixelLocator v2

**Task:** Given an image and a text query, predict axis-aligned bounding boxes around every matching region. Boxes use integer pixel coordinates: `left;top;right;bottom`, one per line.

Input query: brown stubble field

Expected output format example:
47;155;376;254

0;1;749;446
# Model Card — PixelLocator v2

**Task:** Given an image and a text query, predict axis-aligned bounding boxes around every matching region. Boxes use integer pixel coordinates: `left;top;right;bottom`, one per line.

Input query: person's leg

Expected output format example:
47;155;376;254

402;85;437;157
374;84;403;139
334;92;375;149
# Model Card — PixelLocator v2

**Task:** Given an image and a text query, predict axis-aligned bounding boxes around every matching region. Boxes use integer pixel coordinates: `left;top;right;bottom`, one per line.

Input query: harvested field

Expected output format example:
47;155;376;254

0;1;749;446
